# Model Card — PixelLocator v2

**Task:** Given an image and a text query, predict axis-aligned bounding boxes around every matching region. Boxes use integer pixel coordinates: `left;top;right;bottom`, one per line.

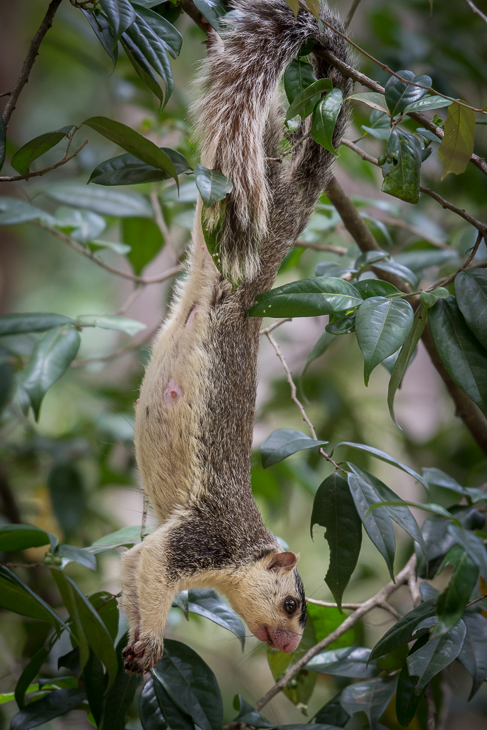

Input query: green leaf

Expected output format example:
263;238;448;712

83;654;105;726
325;312;356;335
458;612;487;699
286;78;333;121
98;643;141;730
11;126;75;176
20;325;80;420
363;259;418;287
53;207;106;243
187;589;245;649
420;287;450;309
307;646;378;678
436;551;478;633
368;499;460;524
347;473;396;578
0;524;55;551
48;462;85;535
193;0;227;31
99;0;136;44
232;695;275;728
429;296;487;416
438;101;476;179
82;9;118;65
340;676;397;729
407;620;466;692
395;635;429;727
10;689;87;730
384;71;432;116
55;544;97;571
353;279;400;299
194;164;233;205
0;568;64;628
140;676;169;730
395;249;457;273
311;89;343;154
307;603;356;651
336;441;430;494
314;693;351;727
84;116;178;186
0;197;54;226
90;592;119;641
15;646;51;709
248;277;363;318
121;217;164;275
89;146;189;186
88;525;155;552
121;34;164;104
348;464;427;558
153;639;223;730
310;473;362;609
77;314;146;336
369;600;437;661
302;330;335;374
172;590;189;619
447;524;487;581
388;305;428;424
133;5;182;58
44;185;153;217
362;110;391;141
52;571;119;687
284;59;317;111
261;429;328;468
454;269;487;349
151;671;194;730
124;14;174;105
347;92;390;114
284;0;299;16
404;95;452;115
355;296;414;385
381;129;422;204
267;620;317;710
0;114;5;172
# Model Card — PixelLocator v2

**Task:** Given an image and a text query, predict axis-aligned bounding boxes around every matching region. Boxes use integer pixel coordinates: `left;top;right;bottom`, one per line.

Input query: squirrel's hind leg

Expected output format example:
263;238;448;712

122;524;179;674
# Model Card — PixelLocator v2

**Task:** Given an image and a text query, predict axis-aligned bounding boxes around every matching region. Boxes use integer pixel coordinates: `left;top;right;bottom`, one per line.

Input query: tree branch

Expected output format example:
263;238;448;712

345;0;363;29
0;140;88;182
2;0;64;129
465;0;487;23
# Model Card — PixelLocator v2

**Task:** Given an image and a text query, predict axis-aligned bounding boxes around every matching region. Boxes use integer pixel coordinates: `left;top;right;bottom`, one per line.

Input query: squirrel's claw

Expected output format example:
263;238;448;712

123;635;163;674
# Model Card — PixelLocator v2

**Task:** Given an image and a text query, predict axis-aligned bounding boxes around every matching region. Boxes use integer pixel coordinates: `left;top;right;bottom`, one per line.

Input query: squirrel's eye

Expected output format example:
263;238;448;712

283;596;297;615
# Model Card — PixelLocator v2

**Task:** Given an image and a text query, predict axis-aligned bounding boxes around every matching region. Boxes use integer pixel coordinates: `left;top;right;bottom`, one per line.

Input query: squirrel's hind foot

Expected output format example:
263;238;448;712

122;633;163;674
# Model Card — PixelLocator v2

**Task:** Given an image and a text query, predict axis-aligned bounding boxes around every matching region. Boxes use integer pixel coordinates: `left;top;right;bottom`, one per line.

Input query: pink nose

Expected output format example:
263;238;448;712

252;626;301;653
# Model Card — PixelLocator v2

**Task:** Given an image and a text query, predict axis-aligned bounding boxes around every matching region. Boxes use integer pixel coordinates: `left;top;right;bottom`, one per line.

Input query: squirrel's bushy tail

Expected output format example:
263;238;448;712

193;0;350;283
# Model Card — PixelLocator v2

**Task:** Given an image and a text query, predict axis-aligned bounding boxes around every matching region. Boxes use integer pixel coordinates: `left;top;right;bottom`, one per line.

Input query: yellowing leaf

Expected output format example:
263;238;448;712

306;0;321;20
438;101;475;179
284;0;299;16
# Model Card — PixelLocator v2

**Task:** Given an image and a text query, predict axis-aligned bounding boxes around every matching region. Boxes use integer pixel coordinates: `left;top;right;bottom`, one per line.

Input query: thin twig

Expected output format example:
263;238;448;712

345;0;363;28
2;0;64;129
0;562;46;569
0;140;88;182
435;232;485;287
255;555;417;711
306;596;402;619
39;223;184;284
465;0;487;23
466;593;487;608
259;318;292;336
295;239;348;255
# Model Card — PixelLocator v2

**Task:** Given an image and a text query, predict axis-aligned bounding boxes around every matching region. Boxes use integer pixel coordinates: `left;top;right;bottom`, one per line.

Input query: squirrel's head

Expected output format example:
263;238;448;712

227;549;306;653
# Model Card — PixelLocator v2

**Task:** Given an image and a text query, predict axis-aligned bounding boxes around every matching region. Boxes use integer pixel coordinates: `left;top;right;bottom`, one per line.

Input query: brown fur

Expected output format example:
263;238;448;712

121;0;351;674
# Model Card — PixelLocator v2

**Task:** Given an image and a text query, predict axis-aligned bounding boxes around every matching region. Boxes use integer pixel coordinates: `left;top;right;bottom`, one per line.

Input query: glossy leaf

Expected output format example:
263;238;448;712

15;646;51;709
348;465;426;558
194;164;233;205
44;185;153;217
82;9;118;65
314;693;351;727
123;35;163;103
19;325;80;420
153;639;223;730
98;651;140;730
284;59;317;112
89;146;189;186
90;592;119;641
362;110;391;141
0;197;54;226
381;129;422;204
368;499;460;524
152;667;194;730
348;92;389;114
436;550;478;632
340;676;397;729
0;523;54;551
77;314;146;336
429;296;487;416
353;279;400;299
187;588;246;649
356;295;414;385
310;472;362;609
89;525;155;552
347;472;396;578
124;14;174;104
0;570;63;627
447;524;487;580
388;305;428;424
370;599;437;660
307;646;379;677
83;652;105;725
372;260;418;287
395;635;429;727
193;0;227;31
10;689;86;730
11;126;74;176
55;544;97;571
172;590;189;618
307;603;356;650
404;95;452;114
325;312;356;335
458;612;487;699
48;462;85;535
455;269;487;349
286;78;333;121
232;695;275;728
336;441;430;493
384;71;432;116
122;217;164;275
407;620;466;692
248;277;363;318
99;0;135;44
262;429;328;468
133;5;182;57
311;89;343;154
140;676;169;730
84;116;178;186
438;101;475;179
420;287;450;309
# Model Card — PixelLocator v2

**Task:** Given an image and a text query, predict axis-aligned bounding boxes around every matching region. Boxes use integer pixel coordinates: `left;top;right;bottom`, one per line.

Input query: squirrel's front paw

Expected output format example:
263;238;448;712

122;634;163;674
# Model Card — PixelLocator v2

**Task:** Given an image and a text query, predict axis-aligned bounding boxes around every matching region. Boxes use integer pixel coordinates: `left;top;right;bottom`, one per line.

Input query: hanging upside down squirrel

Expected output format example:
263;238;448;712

122;0;351;674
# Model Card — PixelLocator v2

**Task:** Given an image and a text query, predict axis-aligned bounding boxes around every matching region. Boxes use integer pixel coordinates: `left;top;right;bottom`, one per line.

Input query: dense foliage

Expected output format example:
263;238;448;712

0;0;486;728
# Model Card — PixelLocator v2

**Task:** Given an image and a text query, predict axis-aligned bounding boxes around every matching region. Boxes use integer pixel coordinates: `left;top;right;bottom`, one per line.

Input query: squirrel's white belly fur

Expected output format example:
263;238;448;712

121;0;351;674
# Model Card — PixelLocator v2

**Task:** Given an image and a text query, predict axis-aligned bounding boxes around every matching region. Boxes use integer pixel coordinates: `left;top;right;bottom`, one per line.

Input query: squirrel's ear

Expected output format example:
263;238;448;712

268;551;299;572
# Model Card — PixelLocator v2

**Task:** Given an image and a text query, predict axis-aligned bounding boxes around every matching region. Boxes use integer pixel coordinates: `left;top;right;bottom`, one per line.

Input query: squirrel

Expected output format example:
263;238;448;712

121;0;351;674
